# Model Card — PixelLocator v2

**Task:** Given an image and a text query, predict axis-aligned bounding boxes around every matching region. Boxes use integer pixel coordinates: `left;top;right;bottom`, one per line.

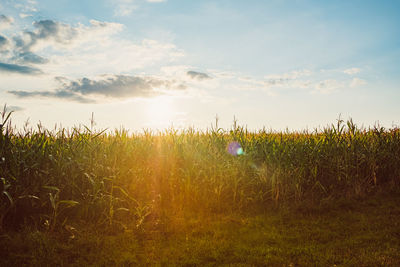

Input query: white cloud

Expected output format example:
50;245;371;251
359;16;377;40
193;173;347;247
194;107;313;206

0;15;14;30
111;0;166;17
313;79;342;94
264;69;312;80
178;68;314;97
160;65;191;76
18;19;124;52
1;19;126;69
0;17;185;96
350;77;367;88
112;0;137;16
259;69;314;91
180;67;365;97
343;67;361;75
19;13;33;19
14;0;38;13
42;38;184;77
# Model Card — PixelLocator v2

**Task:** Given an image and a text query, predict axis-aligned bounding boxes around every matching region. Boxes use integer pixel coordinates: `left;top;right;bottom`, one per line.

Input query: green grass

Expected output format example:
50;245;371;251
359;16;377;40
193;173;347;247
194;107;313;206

1;191;399;266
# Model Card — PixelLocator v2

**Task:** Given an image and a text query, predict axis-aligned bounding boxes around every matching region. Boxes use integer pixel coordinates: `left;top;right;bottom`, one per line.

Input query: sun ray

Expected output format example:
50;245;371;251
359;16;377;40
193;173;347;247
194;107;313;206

145;96;175;129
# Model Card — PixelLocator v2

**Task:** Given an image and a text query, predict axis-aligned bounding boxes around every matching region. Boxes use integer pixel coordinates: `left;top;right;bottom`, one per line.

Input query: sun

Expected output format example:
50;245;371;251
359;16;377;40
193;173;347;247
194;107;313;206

145;96;175;129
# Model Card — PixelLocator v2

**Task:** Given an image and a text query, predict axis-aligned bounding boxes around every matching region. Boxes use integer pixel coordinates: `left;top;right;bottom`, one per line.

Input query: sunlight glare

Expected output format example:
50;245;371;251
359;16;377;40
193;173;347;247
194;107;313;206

145;96;175;129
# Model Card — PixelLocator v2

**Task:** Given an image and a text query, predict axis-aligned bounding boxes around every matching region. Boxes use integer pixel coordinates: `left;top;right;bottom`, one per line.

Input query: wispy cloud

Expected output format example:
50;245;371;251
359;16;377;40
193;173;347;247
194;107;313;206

112;0;137;16
109;0;166;17
187;71;211;80
13;0;38;13
13;19;123;52
0;62;42;74
313;79;342;94
0;18;125;72
0;15;14;30
350;77;367;88
261;69;313;89
264;69;312;80
13;51;48;64
0;35;9;50
0;16;182;76
58;75;168;98
343;67;361;75
8;74;187;103
19;13;32;19
111;0;166;17
8;89;94;103
44;38;184;75
207;68;364;96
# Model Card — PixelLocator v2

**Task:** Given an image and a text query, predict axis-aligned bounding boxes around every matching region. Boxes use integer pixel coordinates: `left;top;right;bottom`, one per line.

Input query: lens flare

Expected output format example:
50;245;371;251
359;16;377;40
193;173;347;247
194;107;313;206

227;141;244;156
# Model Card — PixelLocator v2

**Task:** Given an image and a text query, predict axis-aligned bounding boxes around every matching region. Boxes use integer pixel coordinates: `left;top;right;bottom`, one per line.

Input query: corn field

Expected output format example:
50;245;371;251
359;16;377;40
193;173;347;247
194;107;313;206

1;106;400;232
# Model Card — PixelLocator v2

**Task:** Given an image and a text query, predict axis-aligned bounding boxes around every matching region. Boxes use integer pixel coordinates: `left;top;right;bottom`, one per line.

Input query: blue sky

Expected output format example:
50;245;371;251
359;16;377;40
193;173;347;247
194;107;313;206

1;0;399;131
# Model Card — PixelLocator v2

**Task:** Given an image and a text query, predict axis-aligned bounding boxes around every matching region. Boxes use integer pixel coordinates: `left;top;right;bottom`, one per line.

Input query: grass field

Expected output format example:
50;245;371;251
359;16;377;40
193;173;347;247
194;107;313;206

1;192;400;266
1;106;400;265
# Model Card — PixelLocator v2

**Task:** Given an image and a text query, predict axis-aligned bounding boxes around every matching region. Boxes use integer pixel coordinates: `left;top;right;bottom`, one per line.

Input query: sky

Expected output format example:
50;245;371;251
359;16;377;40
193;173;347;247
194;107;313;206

1;0;400;131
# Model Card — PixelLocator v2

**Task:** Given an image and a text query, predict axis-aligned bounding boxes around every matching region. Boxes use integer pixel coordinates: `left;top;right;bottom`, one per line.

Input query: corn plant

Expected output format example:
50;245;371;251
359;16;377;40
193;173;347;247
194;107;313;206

43;186;79;232
0;103;399;231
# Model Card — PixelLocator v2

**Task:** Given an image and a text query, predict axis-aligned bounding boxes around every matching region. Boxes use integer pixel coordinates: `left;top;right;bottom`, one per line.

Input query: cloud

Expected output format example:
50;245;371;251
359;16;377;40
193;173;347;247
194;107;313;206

112;0;137;16
8;74;186;103
14;19;122;52
112;0;165;17
6;18;123;66
19;13;32;19
201;68;363;96
14;51;48;64
187;71;211;80
313;79;342;94
8;89;94;103
265;69;312;80
13;0;38;13
61;75;163;98
0;62;42;74
263;78;289;87
343;68;361;75
0;35;9;51
29;19;78;45
350;77;367;88
0;15;13;29
0;17;183;78
262;69;313;88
